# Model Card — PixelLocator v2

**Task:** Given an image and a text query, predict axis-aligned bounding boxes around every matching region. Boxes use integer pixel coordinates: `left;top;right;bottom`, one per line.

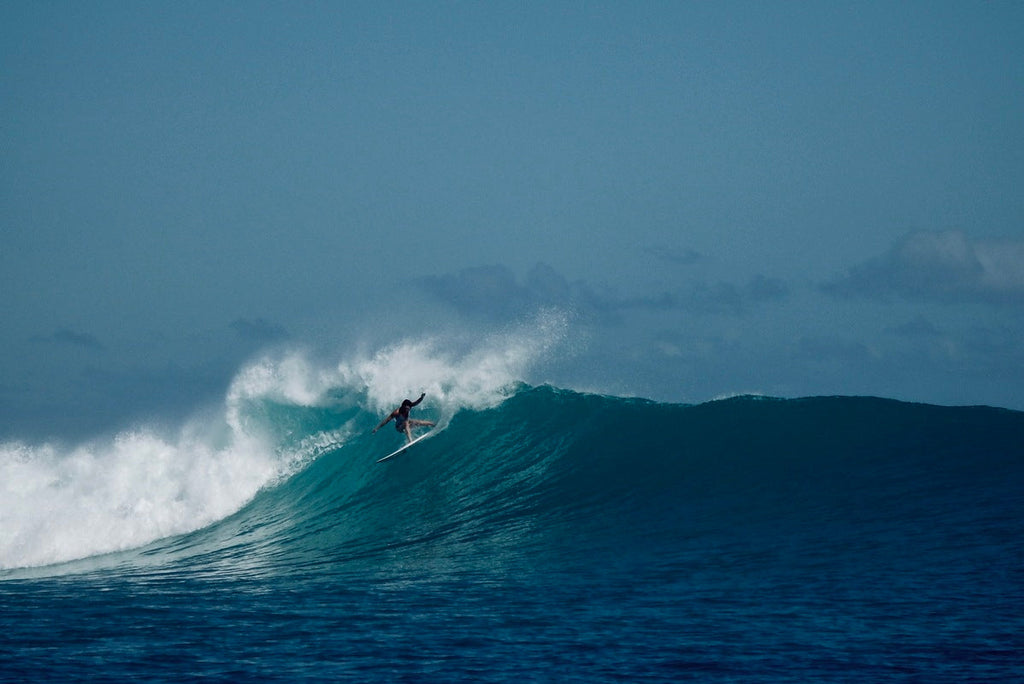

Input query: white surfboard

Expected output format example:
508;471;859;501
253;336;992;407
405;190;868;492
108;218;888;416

377;431;432;463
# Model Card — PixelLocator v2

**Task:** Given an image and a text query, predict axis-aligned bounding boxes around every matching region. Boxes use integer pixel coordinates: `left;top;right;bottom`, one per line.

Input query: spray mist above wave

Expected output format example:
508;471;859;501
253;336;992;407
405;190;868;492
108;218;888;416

229;308;570;419
0;310;570;571
345;309;569;414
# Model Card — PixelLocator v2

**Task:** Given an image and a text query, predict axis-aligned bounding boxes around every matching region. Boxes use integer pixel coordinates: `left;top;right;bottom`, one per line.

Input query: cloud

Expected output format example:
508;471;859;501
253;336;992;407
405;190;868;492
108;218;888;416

618;275;788;316
33;328;105;351
415;263;632;321
229;318;289;343
418;264;789;320
823;231;1024;305
415;265;544;320
685;275;789;315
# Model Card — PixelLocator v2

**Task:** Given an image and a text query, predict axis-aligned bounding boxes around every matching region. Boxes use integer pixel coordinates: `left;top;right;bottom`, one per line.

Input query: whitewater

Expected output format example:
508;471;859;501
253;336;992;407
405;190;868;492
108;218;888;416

2;316;1022;681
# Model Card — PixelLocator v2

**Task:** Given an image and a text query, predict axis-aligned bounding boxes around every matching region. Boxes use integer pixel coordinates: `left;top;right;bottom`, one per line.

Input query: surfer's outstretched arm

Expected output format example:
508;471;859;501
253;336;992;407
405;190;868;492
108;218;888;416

372;410;397;434
409;392;426;407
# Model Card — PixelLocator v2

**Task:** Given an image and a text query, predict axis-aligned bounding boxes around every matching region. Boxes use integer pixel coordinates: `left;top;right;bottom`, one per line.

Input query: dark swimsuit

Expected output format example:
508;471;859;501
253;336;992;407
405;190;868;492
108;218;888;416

394;404;411;432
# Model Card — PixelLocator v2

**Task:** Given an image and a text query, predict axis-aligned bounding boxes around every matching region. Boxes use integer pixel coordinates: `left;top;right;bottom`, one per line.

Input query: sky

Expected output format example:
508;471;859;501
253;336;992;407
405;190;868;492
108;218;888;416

3;1;1023;439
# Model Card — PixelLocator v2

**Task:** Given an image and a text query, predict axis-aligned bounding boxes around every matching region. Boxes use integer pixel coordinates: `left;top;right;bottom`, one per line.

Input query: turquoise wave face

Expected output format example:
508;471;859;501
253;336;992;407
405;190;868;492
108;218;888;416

87;386;1020;582
5;378;1022;580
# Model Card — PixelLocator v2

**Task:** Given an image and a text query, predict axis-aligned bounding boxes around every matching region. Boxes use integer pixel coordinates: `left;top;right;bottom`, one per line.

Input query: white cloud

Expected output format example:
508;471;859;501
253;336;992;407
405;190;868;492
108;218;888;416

823;231;1024;305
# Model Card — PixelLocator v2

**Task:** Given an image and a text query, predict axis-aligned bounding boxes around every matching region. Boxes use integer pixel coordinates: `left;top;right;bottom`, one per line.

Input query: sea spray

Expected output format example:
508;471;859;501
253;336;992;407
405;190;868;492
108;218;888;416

0;424;280;570
338;308;570;416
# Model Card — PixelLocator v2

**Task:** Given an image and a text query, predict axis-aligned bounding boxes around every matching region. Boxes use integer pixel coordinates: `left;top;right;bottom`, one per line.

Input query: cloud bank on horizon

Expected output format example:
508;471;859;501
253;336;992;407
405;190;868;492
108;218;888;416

417;263;791;320
418;230;1023;320
824;231;1024;305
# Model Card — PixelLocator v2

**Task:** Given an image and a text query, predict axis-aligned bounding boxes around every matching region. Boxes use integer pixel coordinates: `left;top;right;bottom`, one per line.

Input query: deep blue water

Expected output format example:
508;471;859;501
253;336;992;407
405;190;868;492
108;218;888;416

3;384;1023;681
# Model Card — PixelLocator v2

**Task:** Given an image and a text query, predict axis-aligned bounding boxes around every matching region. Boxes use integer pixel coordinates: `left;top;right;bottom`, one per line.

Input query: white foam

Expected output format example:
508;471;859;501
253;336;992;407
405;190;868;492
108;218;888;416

0;423;281;570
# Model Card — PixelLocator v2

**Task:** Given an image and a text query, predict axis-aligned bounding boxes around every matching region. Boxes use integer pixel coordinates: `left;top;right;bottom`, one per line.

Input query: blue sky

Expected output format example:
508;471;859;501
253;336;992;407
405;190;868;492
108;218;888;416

3;1;1023;438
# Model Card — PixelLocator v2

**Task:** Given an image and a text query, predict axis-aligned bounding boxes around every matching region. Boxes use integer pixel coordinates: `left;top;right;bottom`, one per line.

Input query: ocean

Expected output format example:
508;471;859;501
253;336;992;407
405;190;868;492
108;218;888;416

2;343;1022;682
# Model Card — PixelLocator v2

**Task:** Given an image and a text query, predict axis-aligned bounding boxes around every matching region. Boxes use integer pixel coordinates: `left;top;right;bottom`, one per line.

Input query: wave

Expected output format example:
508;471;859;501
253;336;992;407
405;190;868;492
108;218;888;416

0;314;568;572
3;319;1022;578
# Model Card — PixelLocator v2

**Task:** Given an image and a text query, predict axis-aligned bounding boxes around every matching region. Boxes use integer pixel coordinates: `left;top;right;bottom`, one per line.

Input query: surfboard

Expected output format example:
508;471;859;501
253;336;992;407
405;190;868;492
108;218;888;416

377;432;432;463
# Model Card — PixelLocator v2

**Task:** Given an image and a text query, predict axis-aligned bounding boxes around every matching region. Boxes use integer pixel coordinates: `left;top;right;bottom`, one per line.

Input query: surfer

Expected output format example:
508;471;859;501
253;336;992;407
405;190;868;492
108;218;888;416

373;392;435;443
